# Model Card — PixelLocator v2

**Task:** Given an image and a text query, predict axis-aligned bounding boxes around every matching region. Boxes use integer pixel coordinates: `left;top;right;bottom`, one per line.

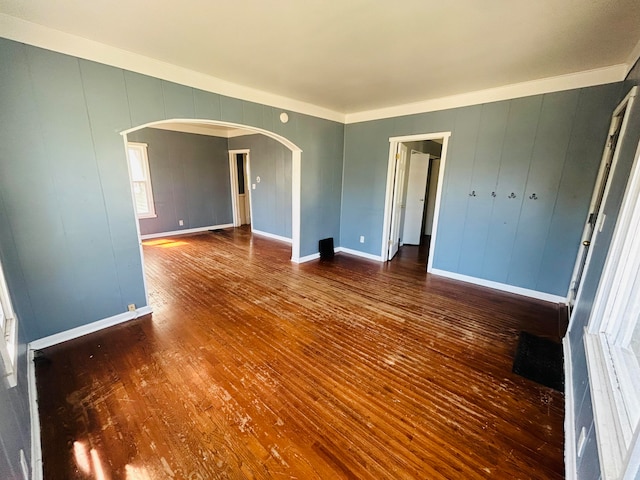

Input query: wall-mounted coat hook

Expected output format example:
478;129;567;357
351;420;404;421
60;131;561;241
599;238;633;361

529;193;538;200
491;191;496;198
469;190;477;197
508;192;517;199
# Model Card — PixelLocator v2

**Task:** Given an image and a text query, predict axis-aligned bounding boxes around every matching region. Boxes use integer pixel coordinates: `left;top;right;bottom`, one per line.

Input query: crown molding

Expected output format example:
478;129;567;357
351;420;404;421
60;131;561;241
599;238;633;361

626;36;640;78
345;64;627;124
0;14;345;123
1;13;633;127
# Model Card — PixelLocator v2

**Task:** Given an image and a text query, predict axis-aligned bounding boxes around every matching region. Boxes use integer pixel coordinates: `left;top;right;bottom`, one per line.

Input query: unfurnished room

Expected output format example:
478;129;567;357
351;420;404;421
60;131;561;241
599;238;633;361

1;2;640;479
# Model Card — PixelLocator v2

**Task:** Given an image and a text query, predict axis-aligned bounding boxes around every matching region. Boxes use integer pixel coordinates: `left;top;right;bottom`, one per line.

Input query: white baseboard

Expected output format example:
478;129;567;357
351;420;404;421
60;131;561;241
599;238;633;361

27;305;153;479
29;306;153;351
429;268;566;303
28;348;42;480
564;335;577;480
251;229;292;244
336;247;384;262
140;224;233;240
295;252;320;263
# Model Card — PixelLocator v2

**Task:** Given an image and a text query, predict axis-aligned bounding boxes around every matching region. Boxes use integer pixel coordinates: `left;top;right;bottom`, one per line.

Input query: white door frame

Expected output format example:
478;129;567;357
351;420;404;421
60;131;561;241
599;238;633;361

0;257;17;387
381;132;451;271
567;86;637;310
228;149;252;228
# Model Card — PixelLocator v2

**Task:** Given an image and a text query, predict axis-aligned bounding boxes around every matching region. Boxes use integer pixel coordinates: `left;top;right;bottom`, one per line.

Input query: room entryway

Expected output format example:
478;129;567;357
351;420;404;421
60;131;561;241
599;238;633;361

383;133;450;271
229;150;252;227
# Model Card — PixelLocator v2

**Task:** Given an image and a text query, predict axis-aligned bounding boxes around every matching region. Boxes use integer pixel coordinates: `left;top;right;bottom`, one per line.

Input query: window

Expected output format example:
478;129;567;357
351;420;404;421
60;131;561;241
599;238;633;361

0;258;18;388
585;132;640;479
126;143;156;219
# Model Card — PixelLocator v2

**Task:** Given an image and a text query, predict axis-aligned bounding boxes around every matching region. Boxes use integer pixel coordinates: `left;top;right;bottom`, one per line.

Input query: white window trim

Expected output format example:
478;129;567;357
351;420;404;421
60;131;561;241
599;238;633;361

126;142;157;219
584;127;640;479
0;258;18;388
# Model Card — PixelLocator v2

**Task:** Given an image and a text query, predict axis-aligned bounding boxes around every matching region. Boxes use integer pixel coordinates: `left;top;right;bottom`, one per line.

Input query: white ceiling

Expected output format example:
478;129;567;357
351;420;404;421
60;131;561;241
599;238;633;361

1;0;640;115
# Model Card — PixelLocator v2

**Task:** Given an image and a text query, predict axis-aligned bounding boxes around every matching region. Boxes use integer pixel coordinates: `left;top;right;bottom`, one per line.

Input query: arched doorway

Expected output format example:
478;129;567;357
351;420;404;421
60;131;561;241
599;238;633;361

120;119;303;304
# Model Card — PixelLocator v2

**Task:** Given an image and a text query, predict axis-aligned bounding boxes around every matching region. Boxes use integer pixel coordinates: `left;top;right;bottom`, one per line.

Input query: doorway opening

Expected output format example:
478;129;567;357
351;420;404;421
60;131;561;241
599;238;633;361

567;86;637;311
229;150;252;228
382;132;451;271
121;119;303;307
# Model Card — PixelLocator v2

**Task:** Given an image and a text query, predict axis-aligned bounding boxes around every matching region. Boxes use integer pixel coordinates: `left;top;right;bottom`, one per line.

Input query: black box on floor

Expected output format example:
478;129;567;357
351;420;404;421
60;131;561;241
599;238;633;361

319;237;334;259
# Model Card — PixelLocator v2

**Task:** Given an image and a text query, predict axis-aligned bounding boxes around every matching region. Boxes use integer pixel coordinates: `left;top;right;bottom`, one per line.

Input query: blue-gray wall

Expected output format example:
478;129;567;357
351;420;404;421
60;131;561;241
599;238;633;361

229;135;292;239
567;62;640;480
127;128;232;235
0;36;342;475
0;335;31;479
0;37;344;344
342;85;622;296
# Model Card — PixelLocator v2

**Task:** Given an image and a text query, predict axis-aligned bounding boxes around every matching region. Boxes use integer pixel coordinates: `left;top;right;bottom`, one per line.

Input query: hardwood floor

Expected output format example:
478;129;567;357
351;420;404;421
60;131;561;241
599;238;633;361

36;228;564;479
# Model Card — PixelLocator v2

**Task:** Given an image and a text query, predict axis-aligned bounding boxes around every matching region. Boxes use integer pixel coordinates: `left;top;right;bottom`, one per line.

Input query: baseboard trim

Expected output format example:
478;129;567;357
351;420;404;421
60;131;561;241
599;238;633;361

429;269;566;303
295;252;320;263
564;335;577;480
140;224;233;240
27;306;152;479
251;229;292;244
335;247;384;262
29;306;153;351
28;348;42;480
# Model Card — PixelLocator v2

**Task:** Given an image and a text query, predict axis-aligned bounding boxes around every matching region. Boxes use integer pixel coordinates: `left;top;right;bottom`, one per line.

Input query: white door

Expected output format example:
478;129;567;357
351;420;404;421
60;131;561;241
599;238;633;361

403;153;430;245
568;101;629;306
388;143;408;260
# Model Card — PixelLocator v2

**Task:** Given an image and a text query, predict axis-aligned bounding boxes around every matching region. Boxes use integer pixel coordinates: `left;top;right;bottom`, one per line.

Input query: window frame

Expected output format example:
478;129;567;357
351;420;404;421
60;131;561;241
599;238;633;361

584;109;640;479
0;257;18;388
126;142;157;219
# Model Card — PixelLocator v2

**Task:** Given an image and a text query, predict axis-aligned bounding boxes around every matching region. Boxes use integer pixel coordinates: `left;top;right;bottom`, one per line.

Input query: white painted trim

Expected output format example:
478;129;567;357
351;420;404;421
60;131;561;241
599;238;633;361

291;151;301;262
126;142;156;219
28;348;42;480
0;257;18;387
430;268;566;303
427;137;449;273
228;149;250;227
122;119;302;152
568;87;637;313
564;335;577;480
626;37;640;78
0;14;344;124
346;65;627;123
123;120;302;267
251;229;292;244
122;135;151;309
335;247;384;262
387;132;452;144
584;332;627;479
29;306;153;351
294;252;320;264
245;152;255;234
140;224;233;240
381;132;450;274
150;123;252;139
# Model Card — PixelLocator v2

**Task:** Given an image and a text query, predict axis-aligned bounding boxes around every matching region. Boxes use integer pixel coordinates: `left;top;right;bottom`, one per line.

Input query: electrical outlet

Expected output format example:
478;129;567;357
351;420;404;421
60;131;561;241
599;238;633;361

179;219;184;226
128;304;136;312
359;235;365;243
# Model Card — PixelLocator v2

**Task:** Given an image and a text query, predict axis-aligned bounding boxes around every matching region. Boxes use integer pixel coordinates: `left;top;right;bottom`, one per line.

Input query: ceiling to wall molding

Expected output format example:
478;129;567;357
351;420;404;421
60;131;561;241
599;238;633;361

1;0;640;117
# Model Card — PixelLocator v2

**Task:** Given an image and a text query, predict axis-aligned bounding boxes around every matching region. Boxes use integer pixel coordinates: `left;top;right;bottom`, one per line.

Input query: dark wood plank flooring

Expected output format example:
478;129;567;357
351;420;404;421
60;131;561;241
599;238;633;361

36;227;564;479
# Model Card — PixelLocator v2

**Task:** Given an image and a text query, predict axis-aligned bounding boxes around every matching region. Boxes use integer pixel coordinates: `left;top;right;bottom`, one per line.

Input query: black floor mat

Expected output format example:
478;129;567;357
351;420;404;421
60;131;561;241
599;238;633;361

512;332;564;392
